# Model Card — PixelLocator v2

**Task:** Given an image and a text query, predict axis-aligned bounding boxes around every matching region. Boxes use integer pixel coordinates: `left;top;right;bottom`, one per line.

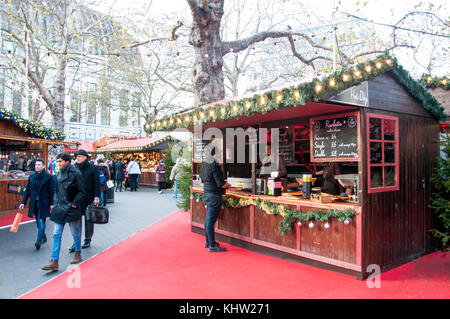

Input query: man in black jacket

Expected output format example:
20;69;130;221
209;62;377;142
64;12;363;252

200;148;231;252
71;149;100;251
19;158;55;250
42;153;85;271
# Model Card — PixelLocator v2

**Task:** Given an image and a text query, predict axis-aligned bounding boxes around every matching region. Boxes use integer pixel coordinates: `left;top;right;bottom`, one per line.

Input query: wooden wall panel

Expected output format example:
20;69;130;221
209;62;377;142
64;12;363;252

253;205;297;249
299;206;356;264
218;206;251;237
361;107;439;274
0;180;27;211
191;198;207;225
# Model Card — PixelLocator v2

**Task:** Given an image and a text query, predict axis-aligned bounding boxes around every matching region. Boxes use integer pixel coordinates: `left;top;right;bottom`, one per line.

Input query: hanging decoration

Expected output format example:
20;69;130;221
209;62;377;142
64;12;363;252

191;192;357;236
419;74;449;90
144;53;447;133
0;107;65;140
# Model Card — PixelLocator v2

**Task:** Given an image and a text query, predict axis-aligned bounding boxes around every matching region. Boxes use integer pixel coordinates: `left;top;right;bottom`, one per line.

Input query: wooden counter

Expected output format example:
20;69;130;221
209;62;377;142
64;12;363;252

190;187;363;278
138;171;157;187
0;179;27;218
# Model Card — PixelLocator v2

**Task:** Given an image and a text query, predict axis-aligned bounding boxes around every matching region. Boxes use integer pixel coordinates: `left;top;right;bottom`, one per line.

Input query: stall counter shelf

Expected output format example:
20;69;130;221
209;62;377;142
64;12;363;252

190;186;362;277
0;178;28;218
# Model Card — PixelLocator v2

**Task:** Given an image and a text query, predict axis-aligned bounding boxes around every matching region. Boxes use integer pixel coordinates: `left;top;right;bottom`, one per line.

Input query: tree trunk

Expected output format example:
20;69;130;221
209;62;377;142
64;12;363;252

188;0;225;106
51;39;68;133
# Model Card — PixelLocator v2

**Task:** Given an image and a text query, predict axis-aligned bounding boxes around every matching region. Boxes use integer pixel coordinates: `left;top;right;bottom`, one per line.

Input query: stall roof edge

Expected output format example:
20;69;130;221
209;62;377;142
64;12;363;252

145;53;447;133
94;135;175;153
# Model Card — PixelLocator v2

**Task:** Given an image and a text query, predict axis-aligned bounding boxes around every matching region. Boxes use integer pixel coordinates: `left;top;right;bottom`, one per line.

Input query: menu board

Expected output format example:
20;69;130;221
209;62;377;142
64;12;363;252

310;114;359;162
193;137;209;162
278;127;293;164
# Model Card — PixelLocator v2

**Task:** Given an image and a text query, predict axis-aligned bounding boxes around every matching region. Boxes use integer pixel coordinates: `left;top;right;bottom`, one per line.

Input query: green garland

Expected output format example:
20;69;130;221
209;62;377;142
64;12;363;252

418;74;449;90
0;107;65;140
191;192;357;236
145;53;447;133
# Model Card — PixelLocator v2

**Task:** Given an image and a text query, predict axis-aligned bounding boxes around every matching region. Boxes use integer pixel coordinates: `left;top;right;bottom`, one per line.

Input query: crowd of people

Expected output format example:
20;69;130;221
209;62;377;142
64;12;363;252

1;155;41;172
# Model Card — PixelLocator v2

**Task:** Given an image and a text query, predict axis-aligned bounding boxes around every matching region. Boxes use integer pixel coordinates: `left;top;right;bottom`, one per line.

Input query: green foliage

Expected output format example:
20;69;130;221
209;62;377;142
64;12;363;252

176;164;193;212
430;135;450;250
164;142;176;185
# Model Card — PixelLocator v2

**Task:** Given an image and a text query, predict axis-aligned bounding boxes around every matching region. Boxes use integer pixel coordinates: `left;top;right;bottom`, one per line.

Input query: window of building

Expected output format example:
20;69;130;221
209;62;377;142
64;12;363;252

100;89;110;126
12;88;22;114
367;113;399;193
70;95;81;123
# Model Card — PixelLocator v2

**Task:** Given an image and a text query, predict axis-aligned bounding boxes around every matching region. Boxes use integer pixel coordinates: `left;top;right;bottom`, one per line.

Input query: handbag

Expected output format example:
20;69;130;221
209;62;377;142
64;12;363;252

86;205;109;224
106;180;114;188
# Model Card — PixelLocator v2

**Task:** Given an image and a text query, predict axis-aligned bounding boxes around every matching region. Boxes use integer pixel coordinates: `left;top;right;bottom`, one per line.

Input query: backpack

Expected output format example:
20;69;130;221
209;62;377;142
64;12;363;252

99;169;106;185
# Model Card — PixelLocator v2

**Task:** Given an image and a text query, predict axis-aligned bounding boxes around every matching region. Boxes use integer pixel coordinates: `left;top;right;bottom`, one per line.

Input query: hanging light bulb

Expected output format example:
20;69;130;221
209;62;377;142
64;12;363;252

209;110;215;117
221;107;226;115
245;101;252;109
441;78;448;85
199;112;205;119
293;90;300;99
354;69;362;78
376;61;383;69
184;115;190;122
329;78;336;87
170;118;174;125
309;221;315;228
276;93;283;103
344;219;351;225
386;58;393;65
232;104;238;112
297;221;303;227
426;76;433;83
365;65;372;73
324;221;330;229
315;83;322;93
342;74;350;82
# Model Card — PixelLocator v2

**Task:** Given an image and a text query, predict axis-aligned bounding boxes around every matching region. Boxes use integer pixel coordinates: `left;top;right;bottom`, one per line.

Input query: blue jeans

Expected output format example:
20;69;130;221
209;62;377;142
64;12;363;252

51;220;82;261
173;180;179;198
34;204;47;243
99;190;108;207
35;215;46;243
203;193;223;247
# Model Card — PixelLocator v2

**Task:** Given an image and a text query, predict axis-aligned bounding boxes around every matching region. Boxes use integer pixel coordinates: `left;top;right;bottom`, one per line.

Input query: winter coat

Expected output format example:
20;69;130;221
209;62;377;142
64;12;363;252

108;162;116;180
115;161;126;180
127;160;141;175
21;170;55;219
50;164;85;224
169;161;184;181
201;159;226;196
156;164;166;182
75;160;101;213
98;164;111;192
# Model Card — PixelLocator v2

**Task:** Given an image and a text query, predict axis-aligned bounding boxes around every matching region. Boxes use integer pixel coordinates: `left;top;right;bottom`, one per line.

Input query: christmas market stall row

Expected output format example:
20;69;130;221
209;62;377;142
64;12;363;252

94;136;174;187
0;107;78;218
146;54;447;279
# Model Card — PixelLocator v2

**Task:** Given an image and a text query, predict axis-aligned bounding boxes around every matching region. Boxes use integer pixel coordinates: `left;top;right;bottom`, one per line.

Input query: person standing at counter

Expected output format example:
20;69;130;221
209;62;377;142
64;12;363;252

127;156;141;192
259;144;287;178
19;159;55;250
201;148;231;252
156;160;166;194
315;162;344;195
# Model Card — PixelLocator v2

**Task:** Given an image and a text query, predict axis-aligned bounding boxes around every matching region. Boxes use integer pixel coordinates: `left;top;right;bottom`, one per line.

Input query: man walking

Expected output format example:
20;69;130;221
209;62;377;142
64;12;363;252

42;153;85;271
126;156;141;192
72;149;100;251
19;158;55;250
200;148;230;252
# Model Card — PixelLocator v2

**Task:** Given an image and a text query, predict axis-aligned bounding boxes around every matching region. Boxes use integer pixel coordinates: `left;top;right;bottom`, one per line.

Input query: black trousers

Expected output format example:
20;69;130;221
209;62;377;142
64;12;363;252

157;181;164;191
129;174;139;191
82;213;94;243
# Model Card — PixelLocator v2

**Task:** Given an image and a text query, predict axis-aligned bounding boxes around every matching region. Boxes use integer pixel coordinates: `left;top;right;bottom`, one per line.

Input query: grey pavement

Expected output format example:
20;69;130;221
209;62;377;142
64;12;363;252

0;186;179;299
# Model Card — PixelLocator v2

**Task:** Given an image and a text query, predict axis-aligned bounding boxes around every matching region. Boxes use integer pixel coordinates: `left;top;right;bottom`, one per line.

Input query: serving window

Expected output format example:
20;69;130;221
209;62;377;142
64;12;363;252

367;113;399;193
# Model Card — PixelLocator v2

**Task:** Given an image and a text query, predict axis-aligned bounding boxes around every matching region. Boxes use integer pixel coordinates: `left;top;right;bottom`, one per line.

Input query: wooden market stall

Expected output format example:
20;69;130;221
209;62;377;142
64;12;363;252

0;108;77;218
146;54;446;279
95;136;173;187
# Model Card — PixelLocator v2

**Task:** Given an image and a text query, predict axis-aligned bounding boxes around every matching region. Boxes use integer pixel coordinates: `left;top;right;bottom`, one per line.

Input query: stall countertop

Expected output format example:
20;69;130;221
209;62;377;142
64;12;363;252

191;187;359;210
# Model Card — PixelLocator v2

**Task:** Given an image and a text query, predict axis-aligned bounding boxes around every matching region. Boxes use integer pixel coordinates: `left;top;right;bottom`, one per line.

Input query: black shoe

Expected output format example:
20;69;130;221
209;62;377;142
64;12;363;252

35;242;41;250
68;245;75;253
82;241;91;249
205;242;220;248
209;245;226;252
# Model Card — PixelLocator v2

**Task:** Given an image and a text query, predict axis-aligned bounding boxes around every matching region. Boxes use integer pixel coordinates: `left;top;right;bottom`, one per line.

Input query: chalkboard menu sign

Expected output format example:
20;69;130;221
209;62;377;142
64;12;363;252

310;114;359;162
193;137;209;162
278;127;293;164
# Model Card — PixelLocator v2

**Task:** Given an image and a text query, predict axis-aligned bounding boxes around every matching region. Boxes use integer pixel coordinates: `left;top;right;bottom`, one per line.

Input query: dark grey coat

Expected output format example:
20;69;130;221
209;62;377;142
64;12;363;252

50;164;86;224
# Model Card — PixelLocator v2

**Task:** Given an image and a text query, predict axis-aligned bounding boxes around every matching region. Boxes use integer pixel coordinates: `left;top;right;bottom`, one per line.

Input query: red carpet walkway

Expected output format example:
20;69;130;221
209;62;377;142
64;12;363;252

21;210;450;299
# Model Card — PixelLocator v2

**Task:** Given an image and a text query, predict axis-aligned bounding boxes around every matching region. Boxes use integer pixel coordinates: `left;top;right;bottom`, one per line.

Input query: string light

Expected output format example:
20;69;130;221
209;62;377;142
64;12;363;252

365;65;372;73
199;112;205;119
209;110;215;117
184;115;190;122
354;69;362;78
293;90;300;99
329;78;336;87
232;104;238;112
315;83;322;93
169;118;174;125
245;101;252;109
342;74;350;82
441;78;448;85
276;92;283;104
220;107;226;115
427;76;433;83
386;58;393;65
376;61;383;69
259;95;267;106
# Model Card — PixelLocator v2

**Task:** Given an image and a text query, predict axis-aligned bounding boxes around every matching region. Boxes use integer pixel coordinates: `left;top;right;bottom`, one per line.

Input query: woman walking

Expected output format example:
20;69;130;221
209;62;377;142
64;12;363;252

156;160;166;194
114;158;126;192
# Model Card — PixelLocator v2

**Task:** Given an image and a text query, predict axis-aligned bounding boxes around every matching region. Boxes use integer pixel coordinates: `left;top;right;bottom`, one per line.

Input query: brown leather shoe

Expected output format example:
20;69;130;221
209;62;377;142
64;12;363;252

42;259;59;271
70;251;82;264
